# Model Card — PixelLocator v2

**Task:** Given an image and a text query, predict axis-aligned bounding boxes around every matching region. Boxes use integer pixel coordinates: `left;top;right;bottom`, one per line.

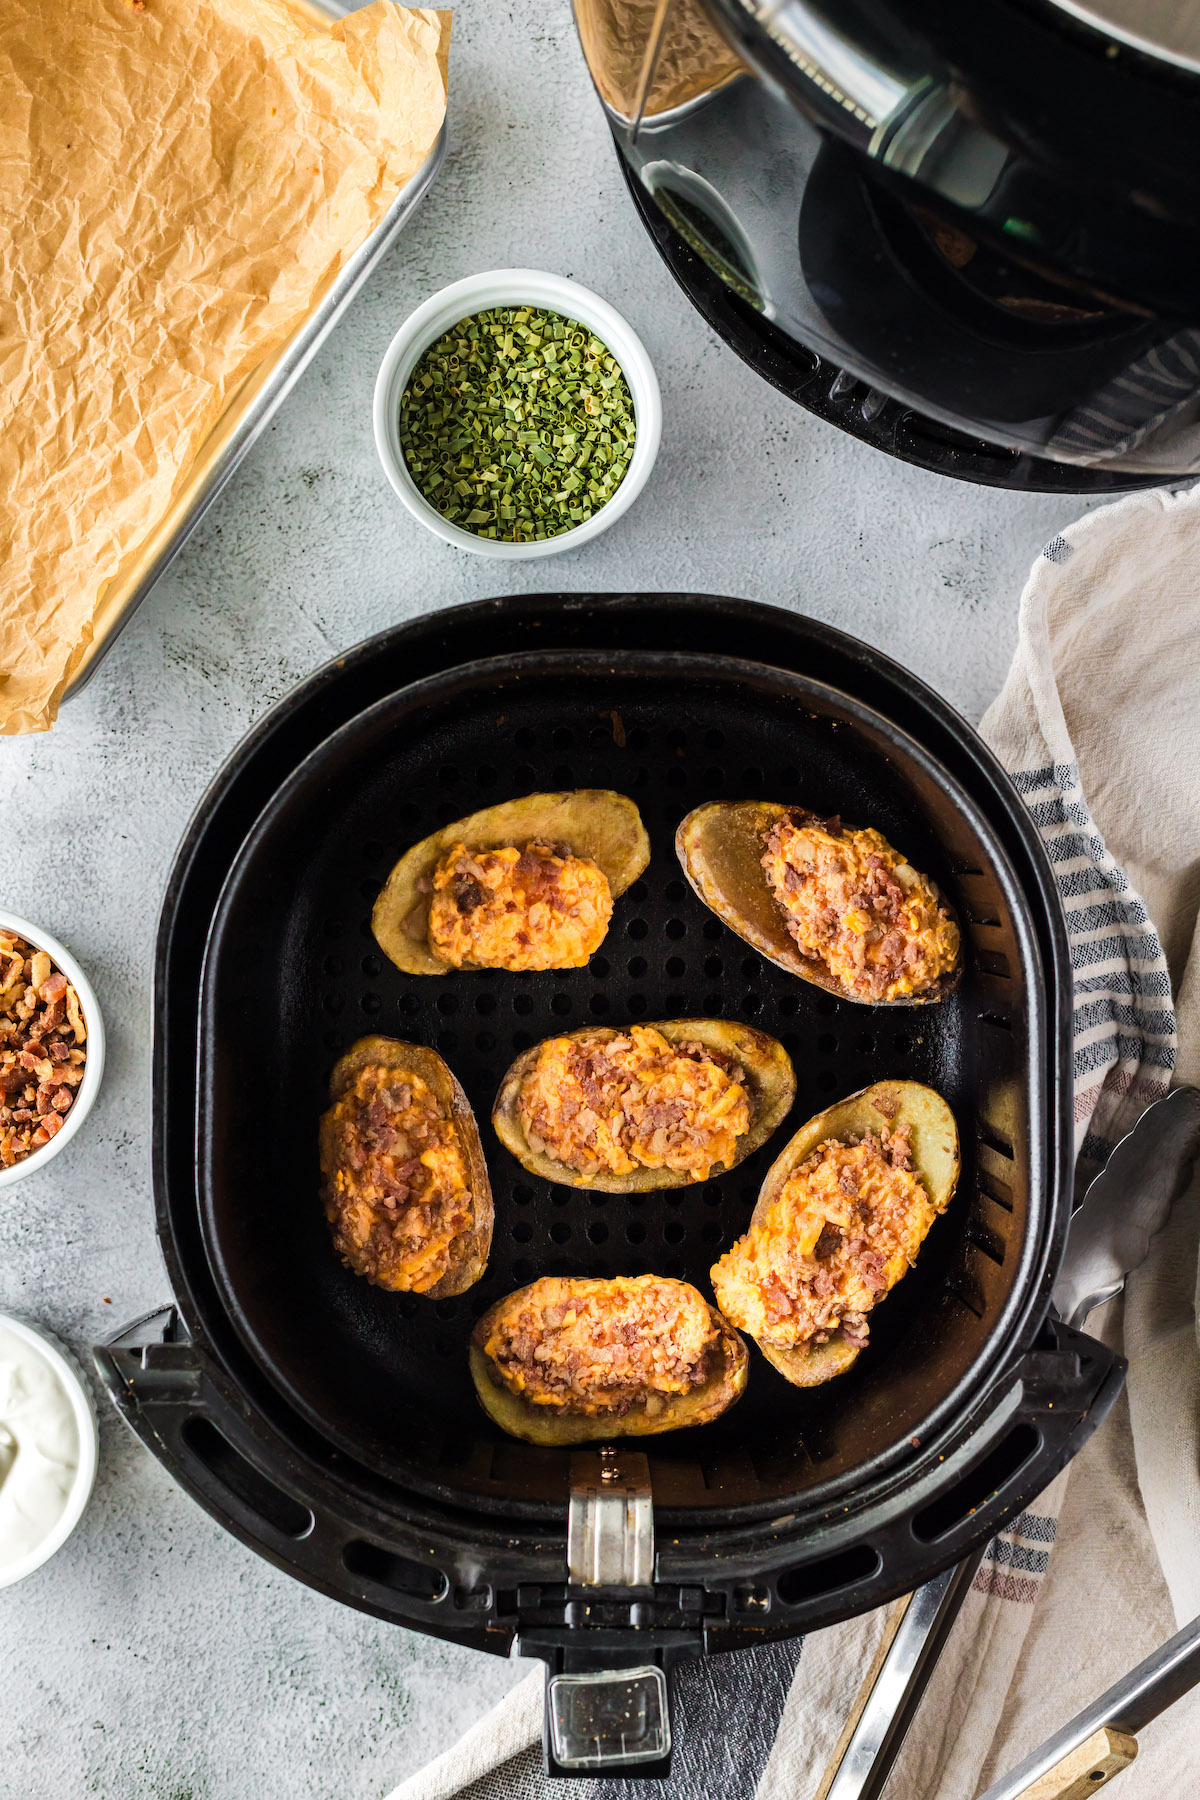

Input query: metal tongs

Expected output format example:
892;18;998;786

816;1085;1200;1800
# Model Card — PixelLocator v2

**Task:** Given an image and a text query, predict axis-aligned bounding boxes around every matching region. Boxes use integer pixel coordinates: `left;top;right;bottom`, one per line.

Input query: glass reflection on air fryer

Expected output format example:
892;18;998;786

572;0;746;123
336;779;960;1440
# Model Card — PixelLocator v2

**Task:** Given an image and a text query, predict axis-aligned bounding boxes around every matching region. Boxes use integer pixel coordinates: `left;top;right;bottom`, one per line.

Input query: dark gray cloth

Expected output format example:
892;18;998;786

452;1637;805;1800
455;1745;559;1800
595;1637;805;1800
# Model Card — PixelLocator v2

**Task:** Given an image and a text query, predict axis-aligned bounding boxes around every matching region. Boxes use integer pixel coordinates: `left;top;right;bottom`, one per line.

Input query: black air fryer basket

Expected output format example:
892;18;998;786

97;595;1121;1778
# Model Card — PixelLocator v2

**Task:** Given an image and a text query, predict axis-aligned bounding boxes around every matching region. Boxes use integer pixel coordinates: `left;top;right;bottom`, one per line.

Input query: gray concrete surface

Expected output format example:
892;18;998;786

0;2;1110;1795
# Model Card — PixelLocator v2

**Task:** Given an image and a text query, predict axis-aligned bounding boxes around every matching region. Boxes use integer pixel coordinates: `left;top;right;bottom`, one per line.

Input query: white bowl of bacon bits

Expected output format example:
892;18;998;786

0;914;103;1188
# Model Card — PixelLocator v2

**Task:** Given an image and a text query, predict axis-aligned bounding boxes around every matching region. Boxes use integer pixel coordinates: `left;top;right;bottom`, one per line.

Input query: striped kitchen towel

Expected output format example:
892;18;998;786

982;512;1181;1194
1015;755;1174;1183
387;485;1200;1800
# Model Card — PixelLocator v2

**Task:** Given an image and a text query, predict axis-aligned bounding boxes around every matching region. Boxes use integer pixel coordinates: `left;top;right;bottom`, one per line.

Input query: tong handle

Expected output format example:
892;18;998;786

815;1553;985;1800
1009;1727;1136;1799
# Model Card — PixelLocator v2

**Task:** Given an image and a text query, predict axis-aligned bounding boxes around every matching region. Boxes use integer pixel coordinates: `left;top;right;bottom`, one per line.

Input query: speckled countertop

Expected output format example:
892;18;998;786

0;2;1106;1795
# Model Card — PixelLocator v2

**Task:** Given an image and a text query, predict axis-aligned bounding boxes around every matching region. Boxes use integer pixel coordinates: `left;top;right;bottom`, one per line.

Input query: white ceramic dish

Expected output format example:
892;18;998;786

373;269;662;559
0;1314;99;1589
0;911;104;1190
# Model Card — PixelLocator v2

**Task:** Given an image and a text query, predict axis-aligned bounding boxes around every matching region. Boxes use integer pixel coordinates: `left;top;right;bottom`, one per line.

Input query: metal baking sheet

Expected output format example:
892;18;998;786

62;3;445;704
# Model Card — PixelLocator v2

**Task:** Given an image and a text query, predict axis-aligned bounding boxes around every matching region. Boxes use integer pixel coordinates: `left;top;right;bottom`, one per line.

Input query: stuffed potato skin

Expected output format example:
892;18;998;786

492;1018;796;1192
470;1275;749;1444
319;1036;493;1299
676;801;961;1006
372;790;650;976
712;1080;959;1386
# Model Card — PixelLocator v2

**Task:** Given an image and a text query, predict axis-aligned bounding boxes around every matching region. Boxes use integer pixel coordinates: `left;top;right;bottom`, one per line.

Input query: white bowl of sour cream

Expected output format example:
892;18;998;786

0;1315;98;1588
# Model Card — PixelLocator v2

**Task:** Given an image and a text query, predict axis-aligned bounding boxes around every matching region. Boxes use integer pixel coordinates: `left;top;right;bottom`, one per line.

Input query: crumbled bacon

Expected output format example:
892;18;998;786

711;1124;937;1353
518;1026;751;1180
760;816;959;1001
0;930;88;1169
450;874;487;913
813;1223;841;1259
484;1276;721;1416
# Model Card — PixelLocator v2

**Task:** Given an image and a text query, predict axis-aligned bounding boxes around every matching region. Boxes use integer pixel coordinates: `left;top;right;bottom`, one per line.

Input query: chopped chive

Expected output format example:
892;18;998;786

398;304;636;543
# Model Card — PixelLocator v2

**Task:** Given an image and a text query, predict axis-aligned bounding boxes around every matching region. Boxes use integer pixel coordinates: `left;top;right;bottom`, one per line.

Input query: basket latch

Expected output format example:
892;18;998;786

566;1446;654;1587
539;1447;670;1773
546;1662;671;1773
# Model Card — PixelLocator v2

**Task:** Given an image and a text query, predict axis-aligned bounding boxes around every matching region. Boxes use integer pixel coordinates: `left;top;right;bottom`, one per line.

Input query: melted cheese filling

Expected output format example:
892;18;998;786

322;1065;471;1292
760;816;958;1001
484;1275;721;1415
427;841;612;971
518;1025;751;1179
711;1129;935;1350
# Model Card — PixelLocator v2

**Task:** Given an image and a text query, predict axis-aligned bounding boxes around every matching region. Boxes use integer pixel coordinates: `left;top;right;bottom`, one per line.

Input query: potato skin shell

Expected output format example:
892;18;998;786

491;1018;796;1192
319;1034;493;1299
676;800;962;1007
720;1079;960;1387
372;790;651;976
470;1279;749;1444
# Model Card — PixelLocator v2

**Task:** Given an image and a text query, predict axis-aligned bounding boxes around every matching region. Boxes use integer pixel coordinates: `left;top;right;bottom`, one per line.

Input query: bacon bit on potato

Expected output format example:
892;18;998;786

760;815;958;1001
518;1024;751;1180
321;1062;472;1291
483;1275;721;1415
426;839;612;971
711;1125;935;1352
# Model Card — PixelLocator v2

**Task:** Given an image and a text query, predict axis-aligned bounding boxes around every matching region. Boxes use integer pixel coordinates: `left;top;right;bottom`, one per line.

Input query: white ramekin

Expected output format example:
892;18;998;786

0;1313;99;1589
0;911;105;1190
373;269;662;559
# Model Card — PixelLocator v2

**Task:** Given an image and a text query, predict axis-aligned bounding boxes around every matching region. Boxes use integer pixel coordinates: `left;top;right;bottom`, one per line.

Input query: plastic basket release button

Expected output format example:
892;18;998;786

547;1665;671;1770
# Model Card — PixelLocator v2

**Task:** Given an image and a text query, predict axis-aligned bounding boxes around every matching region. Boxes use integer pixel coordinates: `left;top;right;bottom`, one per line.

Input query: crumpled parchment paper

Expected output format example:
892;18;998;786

0;0;450;735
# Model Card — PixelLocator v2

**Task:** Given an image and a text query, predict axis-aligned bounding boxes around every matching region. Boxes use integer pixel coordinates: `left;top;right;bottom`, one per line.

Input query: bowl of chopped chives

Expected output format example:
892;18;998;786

373;270;661;557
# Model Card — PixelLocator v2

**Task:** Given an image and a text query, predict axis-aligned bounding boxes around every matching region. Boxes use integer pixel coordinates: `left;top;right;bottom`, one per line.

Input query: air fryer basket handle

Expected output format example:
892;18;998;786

94;1307;1123;1783
92;1307;547;1657
529;1649;687;1779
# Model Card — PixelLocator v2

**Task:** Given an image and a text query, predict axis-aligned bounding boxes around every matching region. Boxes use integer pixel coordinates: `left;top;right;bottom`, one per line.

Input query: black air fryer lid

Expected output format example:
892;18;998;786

593;0;1198;486
706;0;1200;318
622;159;1159;491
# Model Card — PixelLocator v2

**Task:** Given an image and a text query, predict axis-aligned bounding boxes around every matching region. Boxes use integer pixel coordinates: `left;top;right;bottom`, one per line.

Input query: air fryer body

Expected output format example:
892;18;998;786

575;0;1200;484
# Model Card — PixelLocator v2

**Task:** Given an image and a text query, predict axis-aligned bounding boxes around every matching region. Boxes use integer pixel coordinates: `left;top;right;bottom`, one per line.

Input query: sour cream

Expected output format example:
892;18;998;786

0;1322;81;1574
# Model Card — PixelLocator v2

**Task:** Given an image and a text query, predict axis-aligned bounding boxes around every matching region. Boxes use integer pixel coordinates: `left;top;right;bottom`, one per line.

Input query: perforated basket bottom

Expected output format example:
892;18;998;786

201;655;1027;1506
